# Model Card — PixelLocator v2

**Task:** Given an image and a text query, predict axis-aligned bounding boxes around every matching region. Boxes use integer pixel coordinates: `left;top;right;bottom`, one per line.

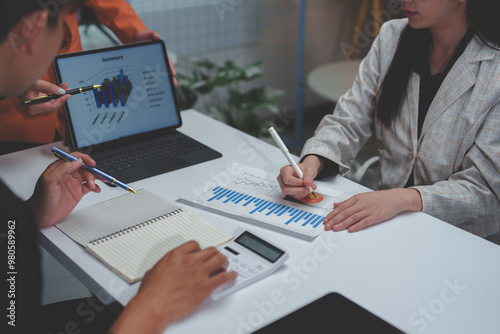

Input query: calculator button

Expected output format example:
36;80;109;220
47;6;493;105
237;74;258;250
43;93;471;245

214;280;235;293
239;270;251;278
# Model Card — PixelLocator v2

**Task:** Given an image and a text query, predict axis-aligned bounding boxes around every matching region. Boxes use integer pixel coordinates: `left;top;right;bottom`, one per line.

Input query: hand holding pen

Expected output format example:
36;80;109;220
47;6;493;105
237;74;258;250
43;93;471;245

19;80;71;114
26;150;102;228
269;127;317;200
52;147;136;194
21;84;101;106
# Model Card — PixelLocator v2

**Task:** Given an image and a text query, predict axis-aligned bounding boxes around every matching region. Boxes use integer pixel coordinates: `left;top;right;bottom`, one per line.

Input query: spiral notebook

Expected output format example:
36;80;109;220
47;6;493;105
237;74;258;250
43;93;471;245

55;189;233;283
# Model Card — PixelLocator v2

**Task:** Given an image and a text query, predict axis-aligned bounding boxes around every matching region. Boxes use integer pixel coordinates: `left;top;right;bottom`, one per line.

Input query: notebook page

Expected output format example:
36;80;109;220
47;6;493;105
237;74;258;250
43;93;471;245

85;208;233;283
56;189;179;245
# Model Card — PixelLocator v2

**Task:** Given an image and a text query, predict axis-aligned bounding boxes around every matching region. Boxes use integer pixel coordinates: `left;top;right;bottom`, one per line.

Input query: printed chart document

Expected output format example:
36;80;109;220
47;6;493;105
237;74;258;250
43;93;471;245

55;189;232;283
181;163;350;239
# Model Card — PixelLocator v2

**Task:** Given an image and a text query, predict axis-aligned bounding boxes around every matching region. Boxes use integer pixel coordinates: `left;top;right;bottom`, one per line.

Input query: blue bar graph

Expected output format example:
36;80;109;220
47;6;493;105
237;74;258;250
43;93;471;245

207;186;325;228
93;69;133;108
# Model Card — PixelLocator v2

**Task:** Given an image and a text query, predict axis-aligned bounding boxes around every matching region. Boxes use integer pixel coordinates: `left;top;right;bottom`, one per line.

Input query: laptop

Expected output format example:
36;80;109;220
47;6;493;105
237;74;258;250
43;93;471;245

53;40;222;184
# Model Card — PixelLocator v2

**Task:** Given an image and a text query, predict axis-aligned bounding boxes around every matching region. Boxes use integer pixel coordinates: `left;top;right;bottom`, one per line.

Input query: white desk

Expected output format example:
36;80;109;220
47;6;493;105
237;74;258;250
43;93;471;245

1;109;499;333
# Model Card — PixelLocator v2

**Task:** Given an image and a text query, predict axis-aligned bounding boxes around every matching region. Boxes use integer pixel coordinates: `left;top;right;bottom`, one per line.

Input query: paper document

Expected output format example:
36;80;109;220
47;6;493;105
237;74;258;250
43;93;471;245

181;163;350;238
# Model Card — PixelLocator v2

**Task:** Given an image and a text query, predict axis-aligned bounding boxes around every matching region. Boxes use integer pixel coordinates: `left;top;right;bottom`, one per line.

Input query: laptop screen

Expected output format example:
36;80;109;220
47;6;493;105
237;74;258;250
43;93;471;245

53;40;180;150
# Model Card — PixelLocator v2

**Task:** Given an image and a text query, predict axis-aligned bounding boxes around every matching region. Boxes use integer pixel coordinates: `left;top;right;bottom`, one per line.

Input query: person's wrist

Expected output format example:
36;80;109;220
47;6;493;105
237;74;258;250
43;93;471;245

110;294;171;334
24;197;42;226
25;196;54;228
303;155;324;174
396;188;422;212
407;188;423;212
131;293;172;331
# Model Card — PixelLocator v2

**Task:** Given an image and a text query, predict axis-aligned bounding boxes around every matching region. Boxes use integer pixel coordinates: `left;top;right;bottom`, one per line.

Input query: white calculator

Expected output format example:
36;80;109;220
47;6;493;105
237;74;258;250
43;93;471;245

211;229;289;300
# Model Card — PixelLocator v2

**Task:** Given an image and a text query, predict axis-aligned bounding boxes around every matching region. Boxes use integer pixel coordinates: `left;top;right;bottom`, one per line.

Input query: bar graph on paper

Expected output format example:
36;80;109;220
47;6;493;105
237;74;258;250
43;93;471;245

181;164;350;238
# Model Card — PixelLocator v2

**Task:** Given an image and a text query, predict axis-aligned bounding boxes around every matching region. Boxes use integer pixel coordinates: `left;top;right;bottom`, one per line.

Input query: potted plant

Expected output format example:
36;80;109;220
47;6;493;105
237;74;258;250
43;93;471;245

176;58;285;139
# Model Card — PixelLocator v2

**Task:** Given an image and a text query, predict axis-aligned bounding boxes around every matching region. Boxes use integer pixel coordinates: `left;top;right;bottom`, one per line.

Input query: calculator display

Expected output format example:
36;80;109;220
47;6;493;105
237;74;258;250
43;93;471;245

235;231;284;263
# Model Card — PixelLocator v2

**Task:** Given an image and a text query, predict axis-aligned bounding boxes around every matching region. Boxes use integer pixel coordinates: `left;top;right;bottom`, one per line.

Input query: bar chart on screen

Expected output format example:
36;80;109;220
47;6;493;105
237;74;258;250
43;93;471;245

85;67;135;109
92;69;133;108
181;163;350;238
73;63;170;128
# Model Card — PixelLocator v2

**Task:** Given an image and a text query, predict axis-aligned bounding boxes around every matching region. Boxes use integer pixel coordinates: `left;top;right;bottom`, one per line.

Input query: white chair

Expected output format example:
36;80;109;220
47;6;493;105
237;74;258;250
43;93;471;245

307;0;383;102
347;156;379;188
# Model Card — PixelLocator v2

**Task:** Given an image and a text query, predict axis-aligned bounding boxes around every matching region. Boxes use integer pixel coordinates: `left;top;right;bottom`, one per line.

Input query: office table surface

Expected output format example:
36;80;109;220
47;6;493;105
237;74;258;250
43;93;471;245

1;109;499;334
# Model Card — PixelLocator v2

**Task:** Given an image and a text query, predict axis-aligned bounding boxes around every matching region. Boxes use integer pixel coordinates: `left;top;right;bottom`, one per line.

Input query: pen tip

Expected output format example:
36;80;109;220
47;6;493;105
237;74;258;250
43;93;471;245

128;188;137;194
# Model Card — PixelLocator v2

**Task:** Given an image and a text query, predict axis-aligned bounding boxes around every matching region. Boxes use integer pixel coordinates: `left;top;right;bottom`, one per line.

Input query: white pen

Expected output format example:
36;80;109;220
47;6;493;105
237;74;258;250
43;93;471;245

268;127;316;199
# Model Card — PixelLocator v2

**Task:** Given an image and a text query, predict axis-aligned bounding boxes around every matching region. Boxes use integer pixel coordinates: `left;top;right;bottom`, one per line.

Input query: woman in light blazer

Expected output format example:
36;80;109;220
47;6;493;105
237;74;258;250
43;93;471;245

278;0;500;239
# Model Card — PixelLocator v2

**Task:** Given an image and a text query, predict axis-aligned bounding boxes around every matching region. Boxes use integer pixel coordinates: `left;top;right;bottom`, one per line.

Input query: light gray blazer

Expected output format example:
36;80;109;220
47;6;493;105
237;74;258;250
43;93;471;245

302;19;500;238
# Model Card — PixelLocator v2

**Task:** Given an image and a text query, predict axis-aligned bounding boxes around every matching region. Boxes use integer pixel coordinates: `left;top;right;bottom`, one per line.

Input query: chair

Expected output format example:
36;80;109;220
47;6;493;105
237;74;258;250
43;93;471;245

307;0;383;101
78;6;120;46
346;156;379;188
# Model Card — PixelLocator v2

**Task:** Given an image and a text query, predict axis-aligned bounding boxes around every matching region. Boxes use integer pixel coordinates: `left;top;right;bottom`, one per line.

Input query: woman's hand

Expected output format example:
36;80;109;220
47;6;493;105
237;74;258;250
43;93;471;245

110;241;238;334
20;79;70;114
133;30;177;85
276;155;323;199
324;188;423;232
134;29;160;42
25;152;101;227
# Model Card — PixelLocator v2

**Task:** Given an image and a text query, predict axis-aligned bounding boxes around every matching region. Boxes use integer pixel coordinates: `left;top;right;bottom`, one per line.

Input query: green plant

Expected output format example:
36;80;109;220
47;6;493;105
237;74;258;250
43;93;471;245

176;58;285;138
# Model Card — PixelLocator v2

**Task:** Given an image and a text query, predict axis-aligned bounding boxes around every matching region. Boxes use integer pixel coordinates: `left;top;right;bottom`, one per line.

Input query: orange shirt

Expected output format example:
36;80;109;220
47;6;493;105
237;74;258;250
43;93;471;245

0;0;147;144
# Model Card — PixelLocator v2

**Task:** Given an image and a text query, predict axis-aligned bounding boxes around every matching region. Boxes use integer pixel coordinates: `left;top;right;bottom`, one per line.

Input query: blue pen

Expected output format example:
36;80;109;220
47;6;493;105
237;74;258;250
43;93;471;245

51;147;137;194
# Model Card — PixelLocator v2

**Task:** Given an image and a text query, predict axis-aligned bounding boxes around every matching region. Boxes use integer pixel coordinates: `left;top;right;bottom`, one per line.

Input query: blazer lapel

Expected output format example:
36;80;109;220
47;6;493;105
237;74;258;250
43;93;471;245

419;37;494;137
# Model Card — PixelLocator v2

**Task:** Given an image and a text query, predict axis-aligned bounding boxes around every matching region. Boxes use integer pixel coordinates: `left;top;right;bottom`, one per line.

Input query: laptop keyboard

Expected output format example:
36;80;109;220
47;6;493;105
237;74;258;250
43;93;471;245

96;134;205;174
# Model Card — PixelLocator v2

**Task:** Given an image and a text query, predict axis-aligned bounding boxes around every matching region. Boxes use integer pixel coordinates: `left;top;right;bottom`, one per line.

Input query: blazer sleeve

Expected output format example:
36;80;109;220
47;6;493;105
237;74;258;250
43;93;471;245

412;101;500;234
300;20;396;175
85;0;148;44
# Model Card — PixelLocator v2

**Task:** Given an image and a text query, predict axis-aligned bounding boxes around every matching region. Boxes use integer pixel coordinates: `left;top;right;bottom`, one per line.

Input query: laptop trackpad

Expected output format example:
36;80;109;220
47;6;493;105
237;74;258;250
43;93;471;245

141;157;189;175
